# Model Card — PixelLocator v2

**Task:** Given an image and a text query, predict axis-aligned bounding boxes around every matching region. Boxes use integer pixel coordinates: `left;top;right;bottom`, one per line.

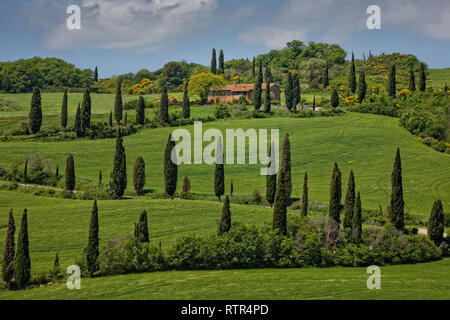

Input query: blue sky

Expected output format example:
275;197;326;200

0;0;449;77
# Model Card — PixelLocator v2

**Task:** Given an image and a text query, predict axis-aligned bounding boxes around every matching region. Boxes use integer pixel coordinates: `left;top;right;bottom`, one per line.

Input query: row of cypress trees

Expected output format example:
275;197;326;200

210;48;225;75
284;72;301;112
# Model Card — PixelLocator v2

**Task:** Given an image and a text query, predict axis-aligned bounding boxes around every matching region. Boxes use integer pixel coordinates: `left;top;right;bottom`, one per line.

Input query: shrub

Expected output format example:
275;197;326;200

214;105;231;119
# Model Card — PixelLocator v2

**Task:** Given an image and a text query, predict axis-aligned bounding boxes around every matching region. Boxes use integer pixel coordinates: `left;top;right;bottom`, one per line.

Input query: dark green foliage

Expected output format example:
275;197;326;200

160;86;169;123
15;210;30;289
312;93;316;111
349;52;356;93
357;71;367;103
266;149;276;207
54;252;60;269
285;72;294;111
74;103;82;137
164;134;178;197
282;134;291;198
331;88;339;108
230;179;234;197
110;129;127;198
98;170;102;188
109;111;113;127
253;60;263;110
352;192;362;244
94;66;98;82
86;201;99;277
182;176;191;193
24;158;28;183
343;170;355;230
301;172;308;217
81;88;92;131
114;82;123;124
252;57;255;76
388;148;404;230
329;162;342;223
409;68;416;91
214;149;225;201
428;200;444;246
136;96;145;125
272;134;290;235
124;112;128;126
444;83;448;93
134;210;149;243
218;50;224;74
56;165;59;179
61;89;68;129
28;86;42;134
65;153;75;191
419;63;426;92
323;62;329;88
2;209;15;289
292;73;301;107
211;48;217;74
133;156;145;195
182;81;190;119
264;67;272;113
218;196;231;235
387;64;396;98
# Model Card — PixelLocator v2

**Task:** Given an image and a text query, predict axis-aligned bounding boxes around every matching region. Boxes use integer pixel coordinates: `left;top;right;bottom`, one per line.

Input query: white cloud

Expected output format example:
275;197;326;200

26;0;218;52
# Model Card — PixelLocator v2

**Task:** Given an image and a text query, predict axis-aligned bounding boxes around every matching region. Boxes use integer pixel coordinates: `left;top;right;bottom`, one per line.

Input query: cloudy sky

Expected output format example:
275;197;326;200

0;0;449;76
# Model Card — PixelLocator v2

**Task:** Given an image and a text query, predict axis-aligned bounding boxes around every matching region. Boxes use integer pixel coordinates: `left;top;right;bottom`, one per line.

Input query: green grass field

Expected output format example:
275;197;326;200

428;68;450;89
1;259;449;300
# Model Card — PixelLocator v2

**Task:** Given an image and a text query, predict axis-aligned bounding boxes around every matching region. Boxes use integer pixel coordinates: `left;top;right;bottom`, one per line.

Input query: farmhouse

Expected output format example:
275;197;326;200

209;82;281;104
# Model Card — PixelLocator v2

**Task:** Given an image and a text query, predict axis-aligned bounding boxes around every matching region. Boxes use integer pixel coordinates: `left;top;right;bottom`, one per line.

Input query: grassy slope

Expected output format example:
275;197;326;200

1;259;449;300
0;113;449;216
428;68;450;89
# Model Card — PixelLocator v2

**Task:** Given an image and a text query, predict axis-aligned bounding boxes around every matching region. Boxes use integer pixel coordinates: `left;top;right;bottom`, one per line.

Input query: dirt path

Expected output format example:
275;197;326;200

418;227;448;238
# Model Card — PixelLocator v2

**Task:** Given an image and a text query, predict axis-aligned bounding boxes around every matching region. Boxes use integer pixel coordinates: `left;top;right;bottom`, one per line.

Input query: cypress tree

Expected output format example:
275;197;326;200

252;57;256;77
53;252;60;273
65;153;75;191
266;146;277;208
331;87;339;108
272;134;290;235
214;138;225;201
114;82;123;124
136;96;145;125
323;62;329;88
133;156;145;195
182;81;190;119
419;63;426;91
312;92;316;111
409;68;416;91
28;86;42;134
15;209;30;289
230;179;234;197
218;49;224;74
264;72;272;113
285;72;294;111
352;192;362;244
253;60;263;110
109;110;113;127
182;176;191;193
2;209;15;290
81;88;92;131
61;88;68;129
293;73;300;108
428;200;444;246
24;158;28;183
343;170;355;230
282;134;291;198
55;165;59;179
357;71;367;103
86;201;99;277
164;134;178;197
349;52;356;94
98;170;102;188
124;111;128;126
218;196;231;236
444;83;448;93
387;64;396;98
388;148;404;230
329;162;342;224
301;172;308;217
74;103;82;137
94;66;98;82
160;86;169;123
134;210;149;243
110;128;127;199
211;48;217;74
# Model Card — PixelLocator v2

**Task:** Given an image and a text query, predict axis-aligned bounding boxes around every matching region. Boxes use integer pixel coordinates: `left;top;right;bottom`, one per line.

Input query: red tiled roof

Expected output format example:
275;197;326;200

218;83;277;92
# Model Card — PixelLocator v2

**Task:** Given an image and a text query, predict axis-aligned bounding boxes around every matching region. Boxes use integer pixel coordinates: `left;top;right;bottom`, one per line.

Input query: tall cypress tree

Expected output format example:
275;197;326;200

182;81;190;119
329;162;342;224
343;170;355;230
110;128;127;199
86;201;99;277
94;66;98;82
164;134;178;197
136;96;145;125
349;52;356;94
266;146;277;208
81;88;92;131
74;103;82;137
29;86;42;134
61;88;68;129
211;48;217;74
218;49;224;74
133;156;145;195
264;71;272;113
114;82;123;124
293;73;300;108
98;170;102;188
409;68;416;91
312;92;316;111
214;138;225;201
253;60;263;110
109;110;113;127
252;57;256;77
419;63;426;92
331;87;339;108
15;209;30;289
285;72;294;112
24;158;28;183
301;172;308;217
323;62;329;88
230;179;234;197
160;86;169;123
65;153;75;191
387;64;396;98
2;209;15;290
134;210;149;243
428;199;444;246
357;71;367;103
352;192;362;244
218;196;231;235
124;111;128;126
388;148;404;230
